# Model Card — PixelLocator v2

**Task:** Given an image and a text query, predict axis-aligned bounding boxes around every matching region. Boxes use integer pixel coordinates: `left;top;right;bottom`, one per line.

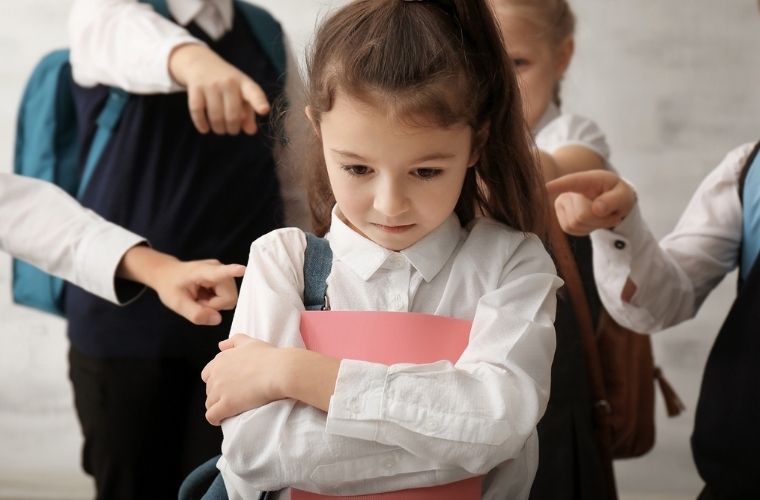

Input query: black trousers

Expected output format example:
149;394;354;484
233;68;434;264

68;347;221;500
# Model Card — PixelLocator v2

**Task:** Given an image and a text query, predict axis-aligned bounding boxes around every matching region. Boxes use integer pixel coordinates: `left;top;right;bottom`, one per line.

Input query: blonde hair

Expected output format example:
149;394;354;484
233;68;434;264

494;0;575;46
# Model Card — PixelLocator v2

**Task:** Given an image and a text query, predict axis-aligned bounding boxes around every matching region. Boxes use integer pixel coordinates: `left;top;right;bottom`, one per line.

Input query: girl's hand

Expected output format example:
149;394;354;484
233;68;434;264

546;170;637;236
168;43;270;135
202;334;285;425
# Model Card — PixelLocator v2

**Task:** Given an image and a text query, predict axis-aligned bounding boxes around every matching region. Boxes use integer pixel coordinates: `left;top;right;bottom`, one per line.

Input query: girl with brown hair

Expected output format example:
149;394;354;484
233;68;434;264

191;0;562;498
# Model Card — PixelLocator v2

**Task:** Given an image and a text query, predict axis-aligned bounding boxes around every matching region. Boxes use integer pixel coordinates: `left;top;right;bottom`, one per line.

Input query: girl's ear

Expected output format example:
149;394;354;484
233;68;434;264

468;123;491;167
305;106;321;138
554;36;575;79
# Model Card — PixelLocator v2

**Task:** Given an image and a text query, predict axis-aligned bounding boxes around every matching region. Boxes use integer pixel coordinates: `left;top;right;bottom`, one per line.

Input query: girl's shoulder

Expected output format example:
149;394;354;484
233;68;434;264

535;111;610;161
463;218;554;272
248;227;309;265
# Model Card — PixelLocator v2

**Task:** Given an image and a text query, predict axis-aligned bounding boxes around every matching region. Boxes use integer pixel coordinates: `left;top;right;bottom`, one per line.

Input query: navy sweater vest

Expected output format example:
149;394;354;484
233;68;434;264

65;9;285;358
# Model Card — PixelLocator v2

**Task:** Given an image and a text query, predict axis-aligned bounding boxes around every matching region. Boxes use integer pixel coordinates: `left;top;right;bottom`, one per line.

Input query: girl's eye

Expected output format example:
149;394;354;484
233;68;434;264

414;168;442;180
342;165;371;176
513;58;529;68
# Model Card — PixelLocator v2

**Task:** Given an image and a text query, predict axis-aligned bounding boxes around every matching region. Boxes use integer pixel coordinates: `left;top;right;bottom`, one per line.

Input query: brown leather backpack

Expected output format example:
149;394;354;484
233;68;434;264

548;214;685;476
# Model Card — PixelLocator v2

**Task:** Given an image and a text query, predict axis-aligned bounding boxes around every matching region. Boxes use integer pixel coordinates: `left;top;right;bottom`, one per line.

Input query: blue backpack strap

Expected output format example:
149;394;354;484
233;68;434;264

77;89;129;198
740;140;760;282
234;1;287;77
303;233;333;311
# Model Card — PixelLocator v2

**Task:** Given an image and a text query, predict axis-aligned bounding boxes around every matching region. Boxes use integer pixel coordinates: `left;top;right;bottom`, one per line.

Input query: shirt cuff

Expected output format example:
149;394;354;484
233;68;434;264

590;205;659;332
74;221;147;305
325;359;389;442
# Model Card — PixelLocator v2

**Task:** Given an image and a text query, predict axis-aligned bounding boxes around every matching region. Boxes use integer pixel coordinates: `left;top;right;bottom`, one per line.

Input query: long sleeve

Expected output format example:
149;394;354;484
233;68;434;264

219;223;560;498
0;174;145;304
591;143;750;333
69;0;201;93
323;233;558;474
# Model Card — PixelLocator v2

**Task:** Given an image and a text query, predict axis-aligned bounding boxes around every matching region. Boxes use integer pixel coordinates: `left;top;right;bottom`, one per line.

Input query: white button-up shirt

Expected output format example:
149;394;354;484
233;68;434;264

0;173;145;304
592;143;752;333
219;210;561;499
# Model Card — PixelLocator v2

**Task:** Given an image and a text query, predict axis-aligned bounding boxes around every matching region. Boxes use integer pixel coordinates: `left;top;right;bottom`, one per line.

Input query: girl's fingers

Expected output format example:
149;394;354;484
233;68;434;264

204;88;226;135
222;86;243;135
188;87;210;134
240;78;270;116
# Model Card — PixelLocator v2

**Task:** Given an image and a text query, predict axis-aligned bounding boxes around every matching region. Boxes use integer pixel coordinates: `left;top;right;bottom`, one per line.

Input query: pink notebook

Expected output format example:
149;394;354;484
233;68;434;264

293;310;480;500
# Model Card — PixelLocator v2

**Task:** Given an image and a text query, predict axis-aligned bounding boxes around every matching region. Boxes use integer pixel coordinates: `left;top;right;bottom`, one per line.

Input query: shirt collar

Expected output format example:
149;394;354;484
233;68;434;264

325;207;462;283
532;102;561;135
167;0;233;30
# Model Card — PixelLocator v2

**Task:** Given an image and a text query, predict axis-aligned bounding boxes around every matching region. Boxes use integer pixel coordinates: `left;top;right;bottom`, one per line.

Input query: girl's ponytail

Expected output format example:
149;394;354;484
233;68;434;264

446;0;547;237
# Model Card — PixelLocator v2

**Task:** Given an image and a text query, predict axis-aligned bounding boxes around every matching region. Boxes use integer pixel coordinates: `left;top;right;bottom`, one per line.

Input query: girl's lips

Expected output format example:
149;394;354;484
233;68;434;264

373;223;415;233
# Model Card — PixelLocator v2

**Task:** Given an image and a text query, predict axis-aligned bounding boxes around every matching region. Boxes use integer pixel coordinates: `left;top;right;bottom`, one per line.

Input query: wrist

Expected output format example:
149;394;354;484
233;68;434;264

117;245;180;290
168;43;206;87
277;348;340;412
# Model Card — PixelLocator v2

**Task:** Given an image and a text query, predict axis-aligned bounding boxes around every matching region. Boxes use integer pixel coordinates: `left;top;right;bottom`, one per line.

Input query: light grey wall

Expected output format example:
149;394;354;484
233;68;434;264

1;1;759;498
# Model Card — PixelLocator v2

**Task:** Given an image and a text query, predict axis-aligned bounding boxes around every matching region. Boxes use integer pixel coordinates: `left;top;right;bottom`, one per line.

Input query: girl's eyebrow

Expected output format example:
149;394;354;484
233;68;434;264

331;148;456;164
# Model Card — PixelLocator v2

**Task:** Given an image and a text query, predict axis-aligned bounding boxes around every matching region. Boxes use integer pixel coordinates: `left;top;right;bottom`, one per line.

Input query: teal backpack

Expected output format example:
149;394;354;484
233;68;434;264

12;0;286;316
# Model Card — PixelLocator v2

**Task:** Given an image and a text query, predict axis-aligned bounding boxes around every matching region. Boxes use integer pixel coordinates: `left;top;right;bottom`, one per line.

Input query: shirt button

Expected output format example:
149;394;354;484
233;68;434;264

384;459;395;470
349;399;361;415
424;418;438;431
614;240;626;250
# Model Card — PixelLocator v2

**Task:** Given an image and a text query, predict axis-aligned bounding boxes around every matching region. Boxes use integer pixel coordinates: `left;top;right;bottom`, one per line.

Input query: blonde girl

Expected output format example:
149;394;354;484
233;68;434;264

196;1;562;498
490;0;611;182
489;1;620;499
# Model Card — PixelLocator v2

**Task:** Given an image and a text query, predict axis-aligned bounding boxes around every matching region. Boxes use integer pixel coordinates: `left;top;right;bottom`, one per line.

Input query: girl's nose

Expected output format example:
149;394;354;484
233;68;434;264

373;178;410;218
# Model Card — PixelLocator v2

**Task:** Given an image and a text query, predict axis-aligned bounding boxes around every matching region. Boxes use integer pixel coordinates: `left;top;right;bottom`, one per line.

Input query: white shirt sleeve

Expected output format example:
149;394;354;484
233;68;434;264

69;0;203;93
324;234;557;472
0;174;146;304
534;114;611;161
219;228;559;497
591;143;750;333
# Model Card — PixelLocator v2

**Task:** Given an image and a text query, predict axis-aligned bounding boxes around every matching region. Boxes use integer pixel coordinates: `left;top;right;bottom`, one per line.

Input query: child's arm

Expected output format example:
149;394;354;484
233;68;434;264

536;114;610;181
547;147;746;332
0;173;243;324
69;0;269;135
116;246;245;326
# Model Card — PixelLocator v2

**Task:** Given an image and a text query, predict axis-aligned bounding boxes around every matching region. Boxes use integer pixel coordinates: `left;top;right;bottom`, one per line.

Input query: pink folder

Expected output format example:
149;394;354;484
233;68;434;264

292;310;481;500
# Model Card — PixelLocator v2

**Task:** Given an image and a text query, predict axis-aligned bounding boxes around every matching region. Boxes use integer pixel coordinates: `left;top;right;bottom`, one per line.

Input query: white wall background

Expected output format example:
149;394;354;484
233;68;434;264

1;1;759;499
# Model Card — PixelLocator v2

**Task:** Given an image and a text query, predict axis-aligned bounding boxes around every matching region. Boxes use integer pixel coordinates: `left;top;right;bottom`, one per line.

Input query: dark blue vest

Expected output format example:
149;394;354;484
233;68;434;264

64;8;285;358
691;141;760;498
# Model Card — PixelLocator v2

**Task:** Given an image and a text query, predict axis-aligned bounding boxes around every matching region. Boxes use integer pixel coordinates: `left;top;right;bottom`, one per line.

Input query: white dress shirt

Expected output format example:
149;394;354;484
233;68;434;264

533;103;611;165
0;173;145;304
67;0;311;228
218;210;562;500
591;143;752;333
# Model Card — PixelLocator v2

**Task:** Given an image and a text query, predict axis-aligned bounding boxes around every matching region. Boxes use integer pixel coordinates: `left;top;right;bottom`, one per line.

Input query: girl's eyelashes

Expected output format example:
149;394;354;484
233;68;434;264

415;168;443;180
512;58;529;68
341;164;371;176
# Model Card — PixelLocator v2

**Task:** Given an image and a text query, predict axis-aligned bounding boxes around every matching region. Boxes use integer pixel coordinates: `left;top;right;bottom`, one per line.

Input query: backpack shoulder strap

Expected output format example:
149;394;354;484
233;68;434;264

234;1;287;77
738;139;760;283
303;233;333;311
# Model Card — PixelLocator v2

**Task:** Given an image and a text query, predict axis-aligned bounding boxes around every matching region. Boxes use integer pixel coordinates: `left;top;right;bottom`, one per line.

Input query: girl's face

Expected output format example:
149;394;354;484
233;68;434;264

492;7;574;129
310;93;478;251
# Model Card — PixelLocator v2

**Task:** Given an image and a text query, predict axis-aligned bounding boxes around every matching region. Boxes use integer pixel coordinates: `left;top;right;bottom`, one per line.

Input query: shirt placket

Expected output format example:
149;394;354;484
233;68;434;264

385;253;410;312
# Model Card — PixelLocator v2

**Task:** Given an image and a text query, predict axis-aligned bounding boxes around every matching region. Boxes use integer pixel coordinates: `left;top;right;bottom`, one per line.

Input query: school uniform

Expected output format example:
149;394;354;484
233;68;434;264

0;173;145;304
591;142;759;498
65;1;304;498
216;210;562;500
529;104;614;500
